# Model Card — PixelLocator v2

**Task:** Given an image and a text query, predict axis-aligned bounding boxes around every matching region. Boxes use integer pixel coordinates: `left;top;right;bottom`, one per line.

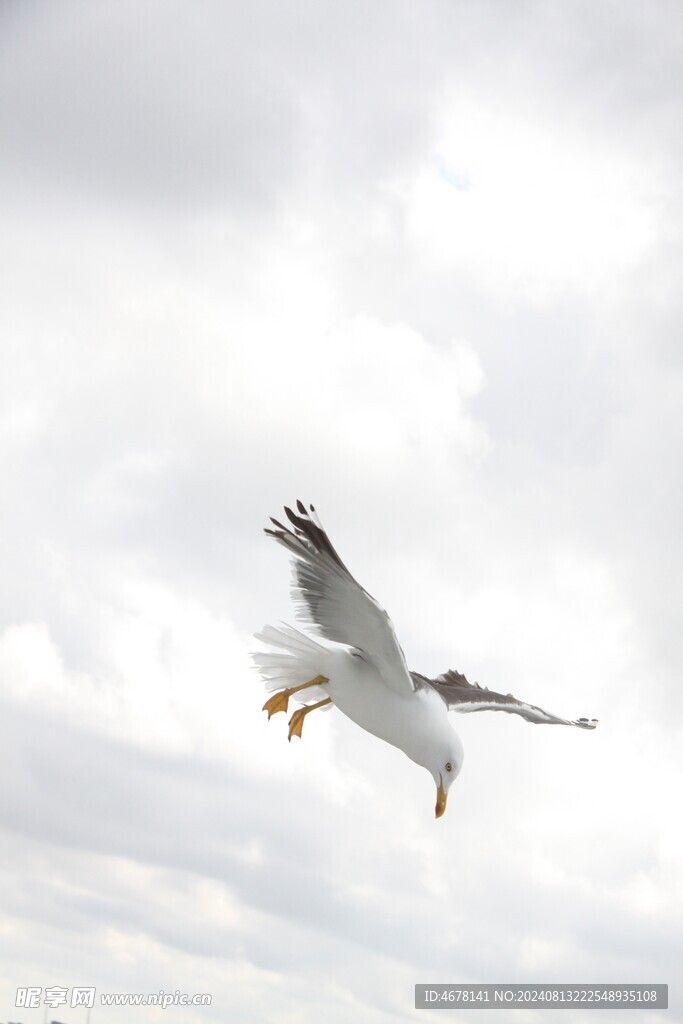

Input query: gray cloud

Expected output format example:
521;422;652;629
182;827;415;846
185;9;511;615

0;1;299;210
1;691;680;1024
0;0;455;212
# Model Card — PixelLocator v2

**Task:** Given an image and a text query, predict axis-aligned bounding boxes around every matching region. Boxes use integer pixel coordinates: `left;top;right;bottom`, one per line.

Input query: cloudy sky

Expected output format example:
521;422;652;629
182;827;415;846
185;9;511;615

1;1;682;1021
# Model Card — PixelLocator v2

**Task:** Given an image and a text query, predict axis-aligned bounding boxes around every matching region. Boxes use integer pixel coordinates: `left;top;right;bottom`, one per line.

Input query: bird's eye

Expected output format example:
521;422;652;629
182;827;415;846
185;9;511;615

446;762;452;772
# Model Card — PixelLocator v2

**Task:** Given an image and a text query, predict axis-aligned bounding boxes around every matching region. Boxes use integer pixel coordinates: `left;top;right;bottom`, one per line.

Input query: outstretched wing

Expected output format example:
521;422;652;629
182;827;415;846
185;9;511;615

412;669;598;729
265;501;415;695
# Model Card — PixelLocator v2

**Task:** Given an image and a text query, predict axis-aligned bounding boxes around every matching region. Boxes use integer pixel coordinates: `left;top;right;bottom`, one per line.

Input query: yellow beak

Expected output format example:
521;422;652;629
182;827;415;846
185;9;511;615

435;775;447;818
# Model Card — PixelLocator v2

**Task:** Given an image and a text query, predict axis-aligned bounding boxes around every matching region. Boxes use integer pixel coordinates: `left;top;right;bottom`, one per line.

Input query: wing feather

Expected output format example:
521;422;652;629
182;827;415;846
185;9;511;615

412;669;598;728
265;502;414;695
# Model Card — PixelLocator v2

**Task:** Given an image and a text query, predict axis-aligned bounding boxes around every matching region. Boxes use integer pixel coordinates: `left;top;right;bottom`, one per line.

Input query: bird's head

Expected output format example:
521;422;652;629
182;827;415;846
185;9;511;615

430;734;464;818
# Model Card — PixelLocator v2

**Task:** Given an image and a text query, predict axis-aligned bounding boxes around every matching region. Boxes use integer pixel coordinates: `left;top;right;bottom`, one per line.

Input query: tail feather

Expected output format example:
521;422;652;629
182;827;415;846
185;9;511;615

251;623;332;705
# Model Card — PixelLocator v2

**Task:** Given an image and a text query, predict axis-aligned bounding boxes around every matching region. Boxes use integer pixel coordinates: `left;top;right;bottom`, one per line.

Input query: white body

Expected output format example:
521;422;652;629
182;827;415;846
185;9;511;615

325;648;457;771
254;624;463;779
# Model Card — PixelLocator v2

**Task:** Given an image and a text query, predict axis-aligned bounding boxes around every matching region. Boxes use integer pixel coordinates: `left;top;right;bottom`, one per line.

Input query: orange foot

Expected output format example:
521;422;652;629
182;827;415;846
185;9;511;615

262;675;329;720
287;697;332;742
262;690;290;718
288;707;307;741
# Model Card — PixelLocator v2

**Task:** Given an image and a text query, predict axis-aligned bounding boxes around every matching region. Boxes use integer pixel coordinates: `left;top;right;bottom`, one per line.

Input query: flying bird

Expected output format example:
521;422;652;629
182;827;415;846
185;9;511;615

253;501;598;818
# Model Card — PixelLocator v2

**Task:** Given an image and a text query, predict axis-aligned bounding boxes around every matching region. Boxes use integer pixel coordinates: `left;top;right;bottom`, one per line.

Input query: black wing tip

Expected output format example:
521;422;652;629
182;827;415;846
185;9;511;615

284;501;309;528
288;500;315;522
264;499;351;574
265;506;313;550
265;504;313;544
266;517;290;538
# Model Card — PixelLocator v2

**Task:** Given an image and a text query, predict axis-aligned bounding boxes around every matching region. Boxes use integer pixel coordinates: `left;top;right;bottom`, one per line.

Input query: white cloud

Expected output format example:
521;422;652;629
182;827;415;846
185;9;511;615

402;97;658;302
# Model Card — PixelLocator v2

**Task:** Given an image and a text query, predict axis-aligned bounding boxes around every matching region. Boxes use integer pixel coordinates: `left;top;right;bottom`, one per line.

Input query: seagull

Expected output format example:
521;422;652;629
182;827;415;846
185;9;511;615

253;501;598;818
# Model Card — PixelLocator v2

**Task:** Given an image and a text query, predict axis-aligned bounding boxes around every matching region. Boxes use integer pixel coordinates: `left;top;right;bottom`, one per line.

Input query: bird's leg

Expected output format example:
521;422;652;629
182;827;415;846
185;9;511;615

262;674;328;719
288;697;332;741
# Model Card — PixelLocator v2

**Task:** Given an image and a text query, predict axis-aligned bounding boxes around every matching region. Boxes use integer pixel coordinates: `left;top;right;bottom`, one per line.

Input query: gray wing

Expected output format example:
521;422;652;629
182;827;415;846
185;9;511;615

265;501;415;696
412;669;598;729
